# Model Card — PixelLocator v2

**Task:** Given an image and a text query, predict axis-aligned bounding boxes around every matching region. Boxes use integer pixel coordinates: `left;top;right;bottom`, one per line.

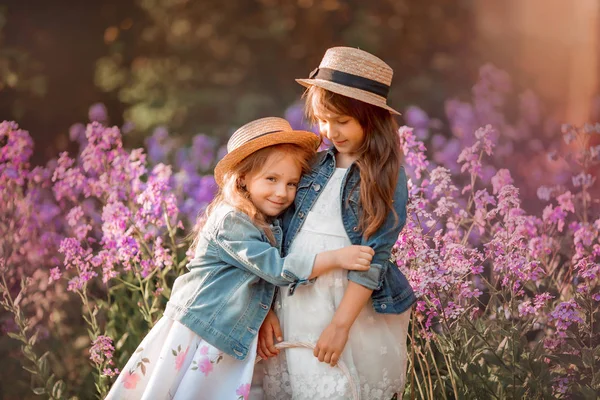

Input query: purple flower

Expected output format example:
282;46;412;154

398;126;429;179
191;134;216;170
405;106;430;128
285;102;318;134
145;126;171;164
491;169;513;195
153;237;173;270
88;103;108;123
69;123;86;144
90;335;115;366
549;300;583;338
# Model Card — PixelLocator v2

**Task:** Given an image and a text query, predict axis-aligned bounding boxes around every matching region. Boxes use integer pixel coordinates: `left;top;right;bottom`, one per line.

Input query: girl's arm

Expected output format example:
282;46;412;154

314;282;371;366
346;167;408;290
316;168;409;365
214;210;373;287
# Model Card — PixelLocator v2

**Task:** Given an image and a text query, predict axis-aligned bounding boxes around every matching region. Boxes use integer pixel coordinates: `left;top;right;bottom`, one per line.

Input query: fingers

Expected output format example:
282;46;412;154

315;348;338;367
317;347;327;362
330;353;339;367
350;257;371;271
357;245;375;256
257;338;267;359
272;319;283;343
265;328;279;356
258;325;277;359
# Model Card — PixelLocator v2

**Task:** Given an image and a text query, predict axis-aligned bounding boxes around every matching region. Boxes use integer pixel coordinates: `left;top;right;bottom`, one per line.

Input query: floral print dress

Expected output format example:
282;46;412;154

106;317;257;400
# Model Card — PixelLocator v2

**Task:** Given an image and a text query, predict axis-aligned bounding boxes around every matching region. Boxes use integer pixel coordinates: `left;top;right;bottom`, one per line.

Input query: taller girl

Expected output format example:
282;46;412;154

262;47;416;399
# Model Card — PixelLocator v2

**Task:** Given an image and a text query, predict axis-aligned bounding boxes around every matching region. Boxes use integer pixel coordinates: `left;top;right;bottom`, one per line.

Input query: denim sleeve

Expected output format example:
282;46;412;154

347;167;408;290
214;211;316;287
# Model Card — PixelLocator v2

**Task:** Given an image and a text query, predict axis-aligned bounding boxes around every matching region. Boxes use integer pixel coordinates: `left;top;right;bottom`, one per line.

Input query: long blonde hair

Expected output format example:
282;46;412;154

305;86;403;239
190;143;314;250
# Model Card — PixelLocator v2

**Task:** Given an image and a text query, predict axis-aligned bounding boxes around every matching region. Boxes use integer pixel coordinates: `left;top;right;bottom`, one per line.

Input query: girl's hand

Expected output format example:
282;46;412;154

257;309;283;360
313;322;350;367
334;245;374;271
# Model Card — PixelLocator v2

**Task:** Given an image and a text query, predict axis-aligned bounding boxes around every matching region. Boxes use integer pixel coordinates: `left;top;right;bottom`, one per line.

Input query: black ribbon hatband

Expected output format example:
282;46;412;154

309;67;389;98
248;130;282;142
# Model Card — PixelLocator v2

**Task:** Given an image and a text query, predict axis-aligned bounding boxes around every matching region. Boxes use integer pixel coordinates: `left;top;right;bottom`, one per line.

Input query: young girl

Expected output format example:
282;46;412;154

105;117;376;400
260;48;417;399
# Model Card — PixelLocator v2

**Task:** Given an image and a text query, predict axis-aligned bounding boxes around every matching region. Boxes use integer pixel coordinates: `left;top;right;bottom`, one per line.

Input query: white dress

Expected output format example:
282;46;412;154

106;317;259;400
262;168;411;400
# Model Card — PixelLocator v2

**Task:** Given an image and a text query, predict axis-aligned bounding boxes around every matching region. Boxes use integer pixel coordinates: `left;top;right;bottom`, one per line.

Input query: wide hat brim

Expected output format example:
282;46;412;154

296;78;401;115
214;130;320;187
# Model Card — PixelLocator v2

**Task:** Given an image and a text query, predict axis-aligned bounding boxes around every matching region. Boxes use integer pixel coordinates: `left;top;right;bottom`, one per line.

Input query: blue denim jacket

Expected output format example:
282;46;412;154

164;203;316;360
282;148;416;314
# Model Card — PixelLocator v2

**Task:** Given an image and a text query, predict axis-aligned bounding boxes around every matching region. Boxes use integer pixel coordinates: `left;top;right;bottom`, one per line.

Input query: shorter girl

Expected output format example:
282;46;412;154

105;117;375;400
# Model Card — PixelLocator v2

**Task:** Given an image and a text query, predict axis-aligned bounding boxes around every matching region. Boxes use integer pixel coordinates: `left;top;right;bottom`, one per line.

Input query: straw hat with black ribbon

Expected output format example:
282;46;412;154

296;46;400;115
214;117;320;187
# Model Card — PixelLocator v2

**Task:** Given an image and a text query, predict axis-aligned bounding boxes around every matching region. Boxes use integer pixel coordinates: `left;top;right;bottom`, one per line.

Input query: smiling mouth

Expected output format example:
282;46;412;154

333;140;347;145
268;200;286;206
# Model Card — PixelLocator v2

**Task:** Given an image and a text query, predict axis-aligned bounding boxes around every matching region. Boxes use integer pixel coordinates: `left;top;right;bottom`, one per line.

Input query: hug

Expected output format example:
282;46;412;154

106;46;416;400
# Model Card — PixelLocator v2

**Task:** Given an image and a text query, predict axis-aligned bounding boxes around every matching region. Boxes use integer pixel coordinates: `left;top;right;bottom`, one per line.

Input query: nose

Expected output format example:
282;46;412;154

274;183;287;198
320;121;333;139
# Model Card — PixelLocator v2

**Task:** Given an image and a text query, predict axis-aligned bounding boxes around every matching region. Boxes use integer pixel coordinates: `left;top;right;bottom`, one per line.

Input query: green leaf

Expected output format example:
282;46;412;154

577;384;598;399
32;387;45;395
582;348;594;368
28;330;39;346
549;353;583;367
52;380;65;398
23;366;38;375
171;349;177;356
481;351;503;367
7;332;26;343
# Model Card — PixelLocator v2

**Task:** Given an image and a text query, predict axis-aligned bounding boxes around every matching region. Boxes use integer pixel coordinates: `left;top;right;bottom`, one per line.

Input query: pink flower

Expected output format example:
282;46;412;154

175;346;189;372
491;168;513;194
89;335;115;366
199;345;209;355
198;356;213;376
236;383;251;399
122;371;141;389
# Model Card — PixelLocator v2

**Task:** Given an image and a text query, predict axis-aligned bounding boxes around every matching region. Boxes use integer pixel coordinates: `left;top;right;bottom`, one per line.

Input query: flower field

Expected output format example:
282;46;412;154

1;65;599;399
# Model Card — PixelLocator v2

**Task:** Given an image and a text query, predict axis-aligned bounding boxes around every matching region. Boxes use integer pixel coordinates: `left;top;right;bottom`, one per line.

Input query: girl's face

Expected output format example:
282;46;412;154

242;153;302;218
314;110;365;162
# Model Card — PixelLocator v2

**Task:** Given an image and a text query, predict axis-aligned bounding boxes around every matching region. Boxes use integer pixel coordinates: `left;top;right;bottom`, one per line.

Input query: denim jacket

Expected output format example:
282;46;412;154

282;148;416;314
164;203;316;360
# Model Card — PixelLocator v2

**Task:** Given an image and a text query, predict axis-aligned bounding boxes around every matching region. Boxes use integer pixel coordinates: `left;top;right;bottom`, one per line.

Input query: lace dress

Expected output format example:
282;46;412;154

262;168;411;400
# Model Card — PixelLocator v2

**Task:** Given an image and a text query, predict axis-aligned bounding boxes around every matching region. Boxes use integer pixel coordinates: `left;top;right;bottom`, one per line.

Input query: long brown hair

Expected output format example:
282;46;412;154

305;86;402;239
190;143;314;251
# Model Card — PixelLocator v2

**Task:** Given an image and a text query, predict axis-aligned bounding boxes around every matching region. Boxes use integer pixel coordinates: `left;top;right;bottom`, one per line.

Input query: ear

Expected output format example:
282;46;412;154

239;176;246;188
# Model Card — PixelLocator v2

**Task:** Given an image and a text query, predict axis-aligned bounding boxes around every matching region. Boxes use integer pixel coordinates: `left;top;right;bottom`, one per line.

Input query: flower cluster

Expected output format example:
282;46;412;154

396;116;600;397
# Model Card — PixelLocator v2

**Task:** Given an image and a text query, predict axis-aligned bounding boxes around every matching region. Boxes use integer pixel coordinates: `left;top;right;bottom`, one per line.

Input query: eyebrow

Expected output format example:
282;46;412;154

314;111;343;120
263;171;300;181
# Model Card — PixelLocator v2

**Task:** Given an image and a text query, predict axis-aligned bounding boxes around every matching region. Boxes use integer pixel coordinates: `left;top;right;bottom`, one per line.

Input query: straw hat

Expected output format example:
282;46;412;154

296;46;400;115
214;117;320;187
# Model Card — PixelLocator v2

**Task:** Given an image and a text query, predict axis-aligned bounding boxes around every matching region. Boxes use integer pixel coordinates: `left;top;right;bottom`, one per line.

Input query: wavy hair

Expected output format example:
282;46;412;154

190;143;315;251
304;86;403;239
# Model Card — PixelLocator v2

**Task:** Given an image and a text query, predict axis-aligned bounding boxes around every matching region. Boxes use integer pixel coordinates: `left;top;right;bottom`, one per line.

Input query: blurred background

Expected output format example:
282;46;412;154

1;1;600;398
2;0;598;166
